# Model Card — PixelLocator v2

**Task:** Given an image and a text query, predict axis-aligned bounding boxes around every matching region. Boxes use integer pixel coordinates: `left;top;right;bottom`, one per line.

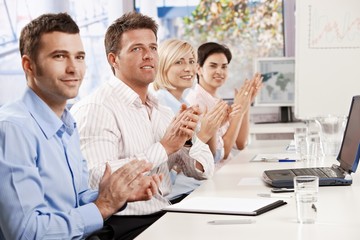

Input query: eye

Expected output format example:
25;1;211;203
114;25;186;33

189;60;195;64
150;46;157;51
54;54;66;59
76;55;85;60
174;60;182;65
132;47;141;52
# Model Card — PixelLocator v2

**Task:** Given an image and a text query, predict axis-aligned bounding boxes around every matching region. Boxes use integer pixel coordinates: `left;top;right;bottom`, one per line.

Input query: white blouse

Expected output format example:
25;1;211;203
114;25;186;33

186;84;229;161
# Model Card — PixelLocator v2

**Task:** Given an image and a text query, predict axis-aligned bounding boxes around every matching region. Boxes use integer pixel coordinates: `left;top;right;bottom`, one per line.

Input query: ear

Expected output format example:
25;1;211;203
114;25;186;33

197;63;205;81
21;55;34;77
196;63;204;77
107;52;117;68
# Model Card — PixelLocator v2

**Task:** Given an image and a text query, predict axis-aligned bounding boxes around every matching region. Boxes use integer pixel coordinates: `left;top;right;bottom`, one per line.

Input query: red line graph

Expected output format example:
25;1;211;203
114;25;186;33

309;6;360;49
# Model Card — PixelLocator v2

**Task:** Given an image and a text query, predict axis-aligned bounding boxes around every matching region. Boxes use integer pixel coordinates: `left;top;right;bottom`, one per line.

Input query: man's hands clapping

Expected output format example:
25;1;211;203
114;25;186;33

160;104;200;155
95;160;162;220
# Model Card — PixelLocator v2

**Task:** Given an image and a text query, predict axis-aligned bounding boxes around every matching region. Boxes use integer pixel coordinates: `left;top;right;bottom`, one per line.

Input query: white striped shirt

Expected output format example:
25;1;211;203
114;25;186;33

70;76;214;215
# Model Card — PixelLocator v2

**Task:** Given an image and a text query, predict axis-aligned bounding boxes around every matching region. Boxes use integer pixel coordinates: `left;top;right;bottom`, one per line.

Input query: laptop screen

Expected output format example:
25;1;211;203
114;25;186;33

338;96;360;173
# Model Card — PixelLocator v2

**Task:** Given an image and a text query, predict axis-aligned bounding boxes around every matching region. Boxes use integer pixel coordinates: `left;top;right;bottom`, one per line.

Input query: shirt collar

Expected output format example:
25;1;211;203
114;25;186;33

147;91;159;109
156;88;188;111
22;88;76;139
108;75;159;109
196;84;218;105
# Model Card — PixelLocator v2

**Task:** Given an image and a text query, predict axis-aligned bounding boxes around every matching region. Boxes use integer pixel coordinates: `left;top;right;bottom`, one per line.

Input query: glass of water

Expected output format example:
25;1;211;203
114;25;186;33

294;175;319;224
294;127;308;161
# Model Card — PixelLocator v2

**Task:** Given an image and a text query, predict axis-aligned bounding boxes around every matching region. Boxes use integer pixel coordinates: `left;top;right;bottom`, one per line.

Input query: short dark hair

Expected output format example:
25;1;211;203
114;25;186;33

19;12;79;61
197;42;232;67
104;11;158;74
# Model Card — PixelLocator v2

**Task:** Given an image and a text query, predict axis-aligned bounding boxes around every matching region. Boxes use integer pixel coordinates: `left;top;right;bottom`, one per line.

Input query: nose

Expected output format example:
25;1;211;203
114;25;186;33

215;67;222;74
66;58;77;73
143;48;154;61
184;62;195;72
184;63;191;72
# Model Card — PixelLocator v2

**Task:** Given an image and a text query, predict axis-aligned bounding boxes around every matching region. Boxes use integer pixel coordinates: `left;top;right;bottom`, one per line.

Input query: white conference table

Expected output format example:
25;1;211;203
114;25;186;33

136;140;360;240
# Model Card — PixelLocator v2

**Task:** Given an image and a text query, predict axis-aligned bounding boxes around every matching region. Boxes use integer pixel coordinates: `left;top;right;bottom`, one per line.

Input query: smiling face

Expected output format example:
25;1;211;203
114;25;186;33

24;31;85;113
112;29;158;92
198;52;229;96
166;51;196;92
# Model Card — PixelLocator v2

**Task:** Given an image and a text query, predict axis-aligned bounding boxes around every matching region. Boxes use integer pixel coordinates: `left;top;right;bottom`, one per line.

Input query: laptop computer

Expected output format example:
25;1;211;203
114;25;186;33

262;95;360;188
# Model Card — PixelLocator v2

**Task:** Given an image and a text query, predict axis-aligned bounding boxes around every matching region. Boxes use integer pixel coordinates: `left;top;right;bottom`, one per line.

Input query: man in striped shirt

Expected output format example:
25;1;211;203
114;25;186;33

71;12;214;239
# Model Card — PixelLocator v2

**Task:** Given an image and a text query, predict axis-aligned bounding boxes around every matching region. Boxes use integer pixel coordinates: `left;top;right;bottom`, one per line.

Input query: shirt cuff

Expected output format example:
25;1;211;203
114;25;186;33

189;136;214;177
77;203;104;237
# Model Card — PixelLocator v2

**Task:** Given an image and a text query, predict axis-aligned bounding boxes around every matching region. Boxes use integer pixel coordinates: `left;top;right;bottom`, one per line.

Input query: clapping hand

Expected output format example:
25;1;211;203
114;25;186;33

232;79;253;117
249;72;263;103
95;160;161;219
127;173;163;202
160;104;200;155
197;100;228;143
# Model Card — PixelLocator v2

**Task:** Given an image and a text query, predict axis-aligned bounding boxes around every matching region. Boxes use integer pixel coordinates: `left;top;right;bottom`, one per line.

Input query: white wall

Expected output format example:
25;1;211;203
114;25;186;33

295;0;360;119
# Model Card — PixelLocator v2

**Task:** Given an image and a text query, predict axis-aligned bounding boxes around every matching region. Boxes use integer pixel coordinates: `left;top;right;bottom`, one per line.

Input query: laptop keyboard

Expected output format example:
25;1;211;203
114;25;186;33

320;167;342;177
291;168;336;178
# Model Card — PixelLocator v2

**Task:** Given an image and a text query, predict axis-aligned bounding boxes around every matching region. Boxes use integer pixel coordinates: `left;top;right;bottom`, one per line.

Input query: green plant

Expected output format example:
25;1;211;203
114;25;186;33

182;0;284;96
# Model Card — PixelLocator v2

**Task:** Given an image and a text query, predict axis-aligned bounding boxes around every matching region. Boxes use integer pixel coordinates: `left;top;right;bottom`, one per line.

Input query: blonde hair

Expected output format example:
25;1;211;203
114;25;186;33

153;39;197;91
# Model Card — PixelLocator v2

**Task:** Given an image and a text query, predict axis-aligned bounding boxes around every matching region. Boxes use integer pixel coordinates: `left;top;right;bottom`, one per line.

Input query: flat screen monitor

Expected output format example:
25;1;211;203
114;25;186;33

254;57;295;107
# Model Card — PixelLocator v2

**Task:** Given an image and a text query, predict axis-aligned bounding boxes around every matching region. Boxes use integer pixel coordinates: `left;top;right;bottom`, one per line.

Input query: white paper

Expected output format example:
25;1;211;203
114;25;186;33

251;153;300;162
163;196;284;216
286;140;296;152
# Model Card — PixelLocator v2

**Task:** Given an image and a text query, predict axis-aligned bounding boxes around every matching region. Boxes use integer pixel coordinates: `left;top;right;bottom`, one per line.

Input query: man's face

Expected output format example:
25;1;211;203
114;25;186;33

27;31;85;108
114;29;158;90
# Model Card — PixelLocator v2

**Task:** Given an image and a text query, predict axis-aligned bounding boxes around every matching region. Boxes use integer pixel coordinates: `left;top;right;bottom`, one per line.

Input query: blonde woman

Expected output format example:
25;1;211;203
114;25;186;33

153;39;228;201
153;39;228;160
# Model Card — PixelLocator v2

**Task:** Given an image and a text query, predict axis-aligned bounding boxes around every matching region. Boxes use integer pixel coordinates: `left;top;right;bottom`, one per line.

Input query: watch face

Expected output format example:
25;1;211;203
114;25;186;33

184;139;193;147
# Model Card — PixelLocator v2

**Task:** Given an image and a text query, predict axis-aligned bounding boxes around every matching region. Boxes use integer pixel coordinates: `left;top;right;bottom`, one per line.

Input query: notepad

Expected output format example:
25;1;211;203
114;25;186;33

163;197;287;216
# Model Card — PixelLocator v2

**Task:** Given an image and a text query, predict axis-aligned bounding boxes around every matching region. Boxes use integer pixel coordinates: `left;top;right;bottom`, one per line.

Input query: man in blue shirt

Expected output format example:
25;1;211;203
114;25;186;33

0;13;162;239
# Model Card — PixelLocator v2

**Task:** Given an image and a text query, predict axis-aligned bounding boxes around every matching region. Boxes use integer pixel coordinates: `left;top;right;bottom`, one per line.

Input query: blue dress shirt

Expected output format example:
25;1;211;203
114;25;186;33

155;89;186;113
0;88;103;239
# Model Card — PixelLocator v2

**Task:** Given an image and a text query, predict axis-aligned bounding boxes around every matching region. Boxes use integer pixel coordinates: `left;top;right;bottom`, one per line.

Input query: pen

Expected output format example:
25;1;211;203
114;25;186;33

208;219;255;225
261;158;296;162
271;188;294;193
257;193;293;198
278;159;296;162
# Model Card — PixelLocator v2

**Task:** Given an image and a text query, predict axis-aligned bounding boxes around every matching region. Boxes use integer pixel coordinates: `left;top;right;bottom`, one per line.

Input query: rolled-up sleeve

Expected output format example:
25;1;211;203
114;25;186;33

171;136;215;180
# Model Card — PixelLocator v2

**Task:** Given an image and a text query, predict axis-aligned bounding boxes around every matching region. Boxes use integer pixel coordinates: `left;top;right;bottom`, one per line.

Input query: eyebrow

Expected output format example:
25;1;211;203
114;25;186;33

50;50;86;55
209;61;228;65
129;42;158;48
